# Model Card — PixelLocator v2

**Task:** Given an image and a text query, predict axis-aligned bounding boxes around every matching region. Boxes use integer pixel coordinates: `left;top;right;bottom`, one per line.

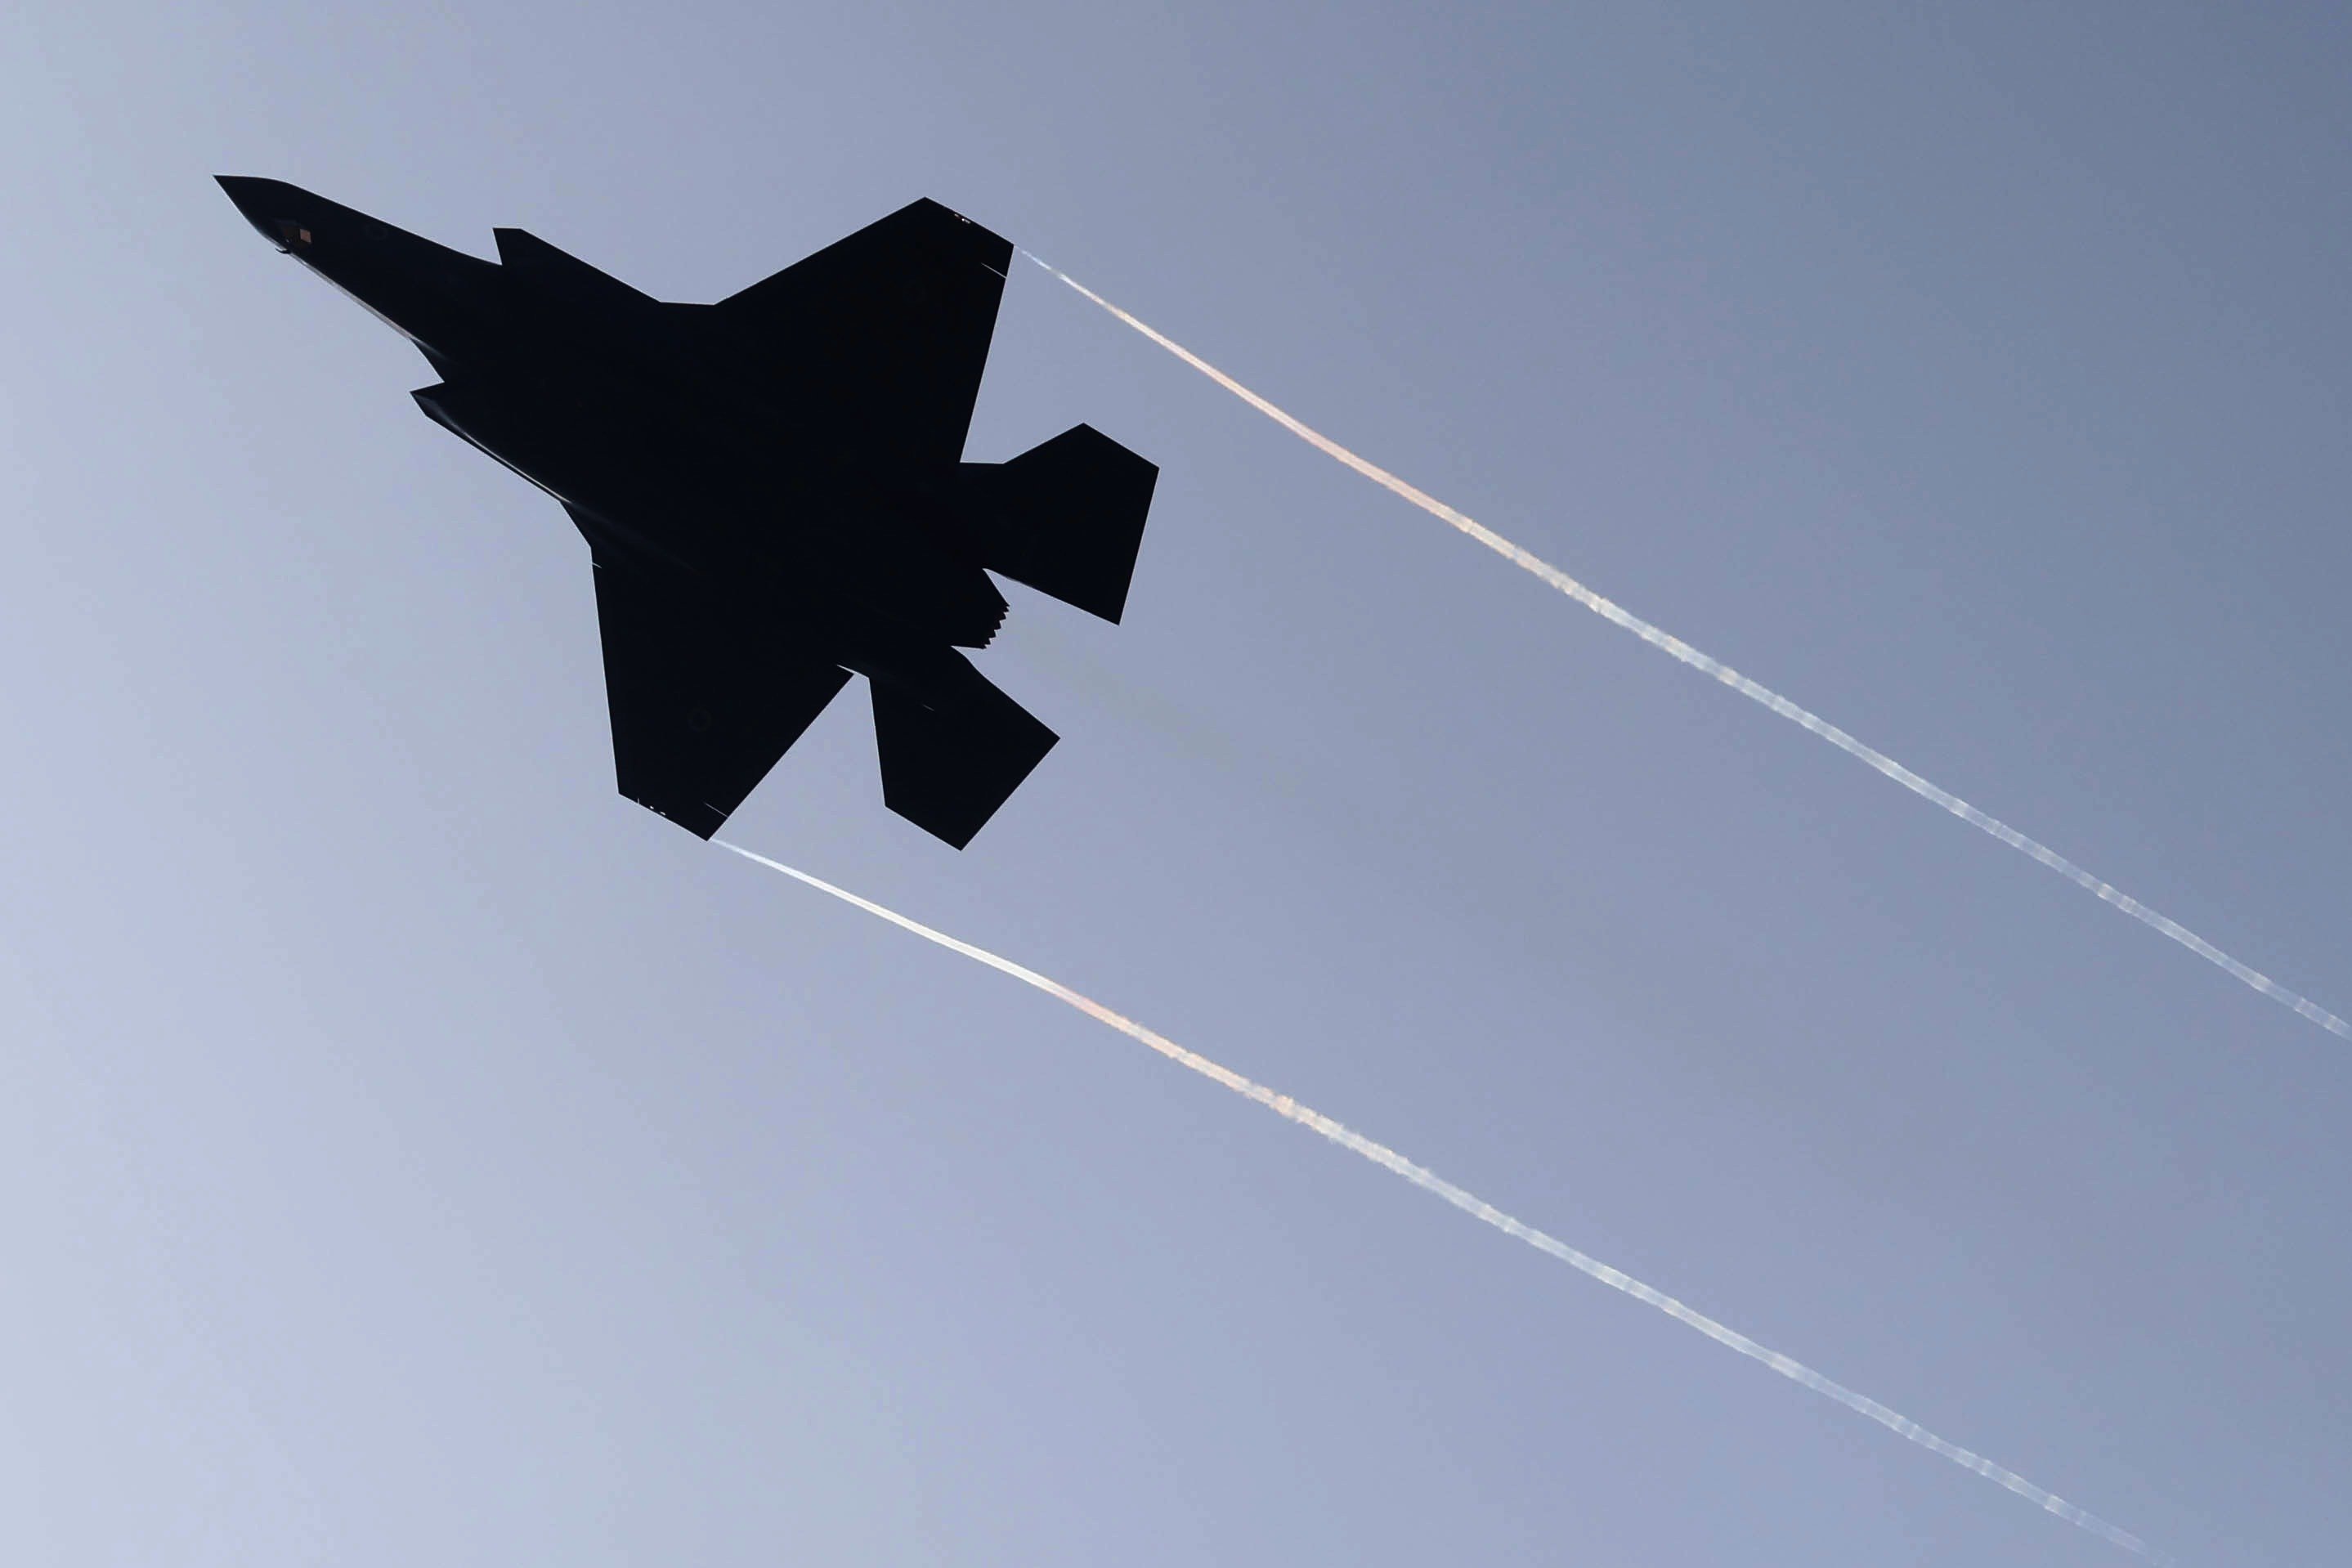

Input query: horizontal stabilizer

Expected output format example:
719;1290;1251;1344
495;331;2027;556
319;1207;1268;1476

871;664;1057;848
964;423;1158;624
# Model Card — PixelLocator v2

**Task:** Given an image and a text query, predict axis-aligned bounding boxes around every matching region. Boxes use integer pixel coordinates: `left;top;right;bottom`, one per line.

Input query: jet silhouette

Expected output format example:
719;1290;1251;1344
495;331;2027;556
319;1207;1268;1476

217;177;1157;847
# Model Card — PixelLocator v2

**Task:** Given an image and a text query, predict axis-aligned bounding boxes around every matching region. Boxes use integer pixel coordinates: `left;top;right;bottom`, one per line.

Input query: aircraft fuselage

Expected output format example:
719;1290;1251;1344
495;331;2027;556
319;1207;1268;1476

217;177;1008;689
221;176;1157;846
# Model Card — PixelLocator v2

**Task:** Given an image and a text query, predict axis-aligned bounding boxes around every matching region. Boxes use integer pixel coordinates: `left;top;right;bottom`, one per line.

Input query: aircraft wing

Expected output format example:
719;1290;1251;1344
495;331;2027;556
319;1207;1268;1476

713;198;1013;468
591;556;851;838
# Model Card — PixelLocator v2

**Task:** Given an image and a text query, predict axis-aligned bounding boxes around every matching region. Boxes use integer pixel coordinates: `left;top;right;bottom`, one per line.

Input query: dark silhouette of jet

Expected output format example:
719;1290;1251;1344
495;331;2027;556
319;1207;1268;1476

217;177;1157;847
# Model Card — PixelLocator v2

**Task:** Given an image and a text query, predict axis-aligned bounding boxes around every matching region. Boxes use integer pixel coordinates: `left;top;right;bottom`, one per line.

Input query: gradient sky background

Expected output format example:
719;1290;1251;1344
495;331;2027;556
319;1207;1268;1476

6;3;2349;1563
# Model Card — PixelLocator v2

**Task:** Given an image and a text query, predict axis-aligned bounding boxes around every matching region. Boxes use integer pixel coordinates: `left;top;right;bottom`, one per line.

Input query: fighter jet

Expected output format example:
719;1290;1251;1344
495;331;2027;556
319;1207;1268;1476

217;177;1157;847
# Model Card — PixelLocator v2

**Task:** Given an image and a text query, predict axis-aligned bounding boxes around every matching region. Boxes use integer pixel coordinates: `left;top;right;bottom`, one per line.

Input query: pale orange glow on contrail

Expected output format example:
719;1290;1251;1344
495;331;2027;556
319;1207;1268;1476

1016;250;2346;1043
716;840;2169;1561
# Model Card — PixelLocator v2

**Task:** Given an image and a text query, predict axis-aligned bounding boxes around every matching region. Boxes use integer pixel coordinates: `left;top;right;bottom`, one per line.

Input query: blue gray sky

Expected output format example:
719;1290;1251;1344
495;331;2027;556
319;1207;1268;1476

5;3;2348;1562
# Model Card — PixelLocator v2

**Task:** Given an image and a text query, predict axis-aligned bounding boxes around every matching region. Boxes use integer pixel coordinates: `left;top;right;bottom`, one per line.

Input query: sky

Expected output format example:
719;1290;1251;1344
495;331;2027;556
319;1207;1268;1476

3;2;2348;1563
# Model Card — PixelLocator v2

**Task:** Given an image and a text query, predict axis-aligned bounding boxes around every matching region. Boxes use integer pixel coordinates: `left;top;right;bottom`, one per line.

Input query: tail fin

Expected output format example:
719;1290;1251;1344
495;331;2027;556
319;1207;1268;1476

871;661;1059;848
493;227;653;311
964;424;1158;624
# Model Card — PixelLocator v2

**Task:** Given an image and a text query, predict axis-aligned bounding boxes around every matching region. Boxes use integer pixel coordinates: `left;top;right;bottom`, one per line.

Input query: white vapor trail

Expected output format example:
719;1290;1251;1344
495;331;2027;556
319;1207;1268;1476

715;840;2169;1562
1015;250;2347;1042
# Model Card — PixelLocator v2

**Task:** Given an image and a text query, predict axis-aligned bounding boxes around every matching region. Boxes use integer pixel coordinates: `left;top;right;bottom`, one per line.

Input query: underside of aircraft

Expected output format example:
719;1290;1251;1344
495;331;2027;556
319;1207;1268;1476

219;178;1157;846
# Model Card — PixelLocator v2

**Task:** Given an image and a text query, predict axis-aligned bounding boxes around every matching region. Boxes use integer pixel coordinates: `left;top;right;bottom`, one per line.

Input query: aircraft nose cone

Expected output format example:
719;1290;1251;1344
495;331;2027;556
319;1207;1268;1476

216;175;318;253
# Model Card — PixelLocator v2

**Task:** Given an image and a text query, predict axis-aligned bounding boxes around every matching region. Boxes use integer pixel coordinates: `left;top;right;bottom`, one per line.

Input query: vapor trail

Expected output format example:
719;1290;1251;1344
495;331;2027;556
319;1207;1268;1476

715;840;2168;1561
1015;250;2345;1042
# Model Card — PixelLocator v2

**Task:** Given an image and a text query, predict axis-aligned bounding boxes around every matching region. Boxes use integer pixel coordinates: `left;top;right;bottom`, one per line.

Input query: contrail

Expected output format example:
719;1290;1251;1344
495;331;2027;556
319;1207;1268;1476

715;840;2170;1561
1015;250;2346;1043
